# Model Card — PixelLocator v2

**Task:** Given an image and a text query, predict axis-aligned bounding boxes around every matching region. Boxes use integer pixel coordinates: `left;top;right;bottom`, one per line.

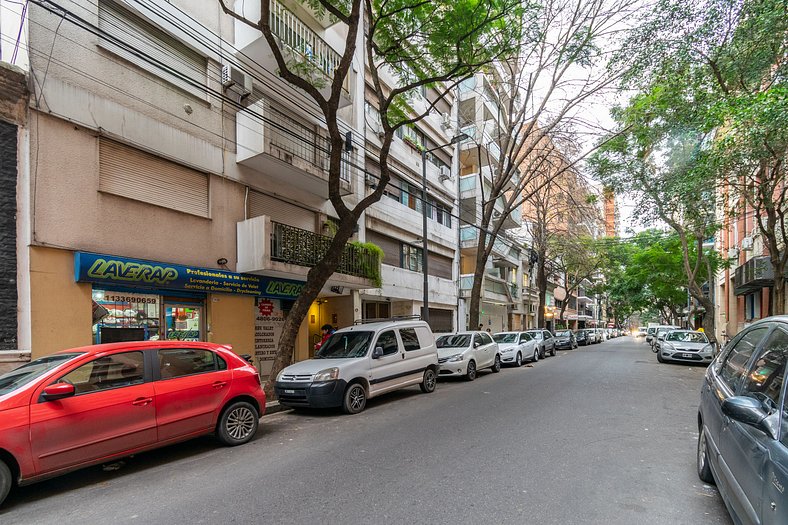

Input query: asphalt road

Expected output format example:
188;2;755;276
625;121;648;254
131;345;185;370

1;336;732;525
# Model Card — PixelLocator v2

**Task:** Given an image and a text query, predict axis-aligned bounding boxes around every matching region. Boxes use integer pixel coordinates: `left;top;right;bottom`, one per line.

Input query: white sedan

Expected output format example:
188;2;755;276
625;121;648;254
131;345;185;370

435;332;501;381
493;332;539;366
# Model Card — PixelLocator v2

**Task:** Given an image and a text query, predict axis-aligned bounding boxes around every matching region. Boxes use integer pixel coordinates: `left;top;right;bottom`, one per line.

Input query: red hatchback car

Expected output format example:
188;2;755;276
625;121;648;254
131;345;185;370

0;341;265;506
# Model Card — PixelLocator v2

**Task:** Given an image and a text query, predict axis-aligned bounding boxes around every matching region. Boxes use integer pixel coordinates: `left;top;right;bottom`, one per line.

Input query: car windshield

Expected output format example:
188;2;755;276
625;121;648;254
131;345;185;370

555;330;572;337
666;331;708;343
525;331;542;340
647;328;656;334
316;332;373;359
437;334;471;348
493;334;517;343
0;353;84;396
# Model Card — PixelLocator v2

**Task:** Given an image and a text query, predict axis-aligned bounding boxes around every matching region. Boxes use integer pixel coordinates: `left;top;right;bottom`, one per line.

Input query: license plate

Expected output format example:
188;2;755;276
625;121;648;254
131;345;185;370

682;353;693;358
284;389;295;394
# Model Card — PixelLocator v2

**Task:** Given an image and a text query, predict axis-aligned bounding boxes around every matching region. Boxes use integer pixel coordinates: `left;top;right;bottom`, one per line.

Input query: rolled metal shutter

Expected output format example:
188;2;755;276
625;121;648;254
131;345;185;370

247;190;315;231
99;139;210;217
98;0;207;98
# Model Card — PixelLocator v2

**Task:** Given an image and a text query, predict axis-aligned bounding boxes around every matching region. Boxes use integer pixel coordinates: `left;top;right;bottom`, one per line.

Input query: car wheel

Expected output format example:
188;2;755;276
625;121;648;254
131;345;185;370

657;350;665;363
466;360;477;381
217;401;259;446
697;430;715;484
0;459;12;508
343;383;367;414
550;346;556;357
515;352;522;367
540;345;546;358
491;354;501;373
532;349;539;362
420;368;437;393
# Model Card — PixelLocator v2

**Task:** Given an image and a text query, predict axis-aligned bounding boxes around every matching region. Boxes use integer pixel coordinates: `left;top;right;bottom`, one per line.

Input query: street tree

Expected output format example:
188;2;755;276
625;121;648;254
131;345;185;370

462;0;640;329
219;0;523;394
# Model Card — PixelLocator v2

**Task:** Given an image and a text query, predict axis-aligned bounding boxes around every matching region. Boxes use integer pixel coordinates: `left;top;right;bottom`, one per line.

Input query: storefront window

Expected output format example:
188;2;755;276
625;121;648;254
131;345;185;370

92;290;160;343
164;305;202;341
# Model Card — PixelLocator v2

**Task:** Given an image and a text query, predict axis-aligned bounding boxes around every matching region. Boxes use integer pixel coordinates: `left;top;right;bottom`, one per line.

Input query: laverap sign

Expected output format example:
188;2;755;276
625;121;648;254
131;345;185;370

75;252;305;300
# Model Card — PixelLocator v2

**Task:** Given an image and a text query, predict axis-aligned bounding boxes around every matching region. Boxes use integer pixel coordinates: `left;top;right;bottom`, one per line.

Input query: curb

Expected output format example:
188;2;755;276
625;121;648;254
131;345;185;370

263;400;291;416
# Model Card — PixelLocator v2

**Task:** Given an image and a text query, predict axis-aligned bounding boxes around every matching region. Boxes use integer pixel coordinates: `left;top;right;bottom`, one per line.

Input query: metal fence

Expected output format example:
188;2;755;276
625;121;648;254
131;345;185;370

271;221;380;280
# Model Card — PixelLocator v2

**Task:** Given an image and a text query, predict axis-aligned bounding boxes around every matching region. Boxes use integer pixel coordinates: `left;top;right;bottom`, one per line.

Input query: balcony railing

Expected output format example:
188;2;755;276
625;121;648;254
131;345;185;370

734;256;773;296
269;0;347;96
264;100;350;183
271;221;381;282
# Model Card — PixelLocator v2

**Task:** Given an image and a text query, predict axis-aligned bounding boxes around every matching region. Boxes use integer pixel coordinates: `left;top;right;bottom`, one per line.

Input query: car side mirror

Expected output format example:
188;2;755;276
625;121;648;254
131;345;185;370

721;396;776;438
42;382;75;402
372;347;384;359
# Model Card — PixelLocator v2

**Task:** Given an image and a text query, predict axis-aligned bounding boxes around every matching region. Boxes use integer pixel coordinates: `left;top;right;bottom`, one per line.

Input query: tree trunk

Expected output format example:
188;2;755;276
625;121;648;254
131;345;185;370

691;291;717;346
536;253;547;328
771;261;786;316
264;219;357;398
467;229;489;330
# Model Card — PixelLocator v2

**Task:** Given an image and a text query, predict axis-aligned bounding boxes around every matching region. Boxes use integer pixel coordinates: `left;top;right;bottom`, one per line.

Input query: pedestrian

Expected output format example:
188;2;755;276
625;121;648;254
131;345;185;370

478;324;484;331
486;328;492;334
314;323;335;352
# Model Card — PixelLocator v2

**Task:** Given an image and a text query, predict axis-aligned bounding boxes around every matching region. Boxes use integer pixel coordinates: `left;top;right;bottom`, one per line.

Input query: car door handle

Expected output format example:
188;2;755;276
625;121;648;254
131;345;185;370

212;381;228;389
132;397;153;406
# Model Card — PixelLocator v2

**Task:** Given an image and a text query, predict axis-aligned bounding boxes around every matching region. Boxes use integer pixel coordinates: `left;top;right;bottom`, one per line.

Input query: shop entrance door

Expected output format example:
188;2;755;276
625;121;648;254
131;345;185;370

164;304;204;341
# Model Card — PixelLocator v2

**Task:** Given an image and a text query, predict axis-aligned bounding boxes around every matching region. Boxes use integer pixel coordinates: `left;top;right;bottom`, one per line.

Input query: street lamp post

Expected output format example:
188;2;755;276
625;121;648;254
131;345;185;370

420;133;468;324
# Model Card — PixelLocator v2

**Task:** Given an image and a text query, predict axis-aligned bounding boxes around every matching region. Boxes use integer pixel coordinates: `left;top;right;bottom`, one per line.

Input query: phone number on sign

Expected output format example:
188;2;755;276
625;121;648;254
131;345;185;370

102;295;159;304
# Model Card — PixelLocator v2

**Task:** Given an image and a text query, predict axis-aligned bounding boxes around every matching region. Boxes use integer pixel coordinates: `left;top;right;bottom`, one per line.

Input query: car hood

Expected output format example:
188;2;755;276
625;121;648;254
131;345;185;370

281;358;364;375
438;347;468;359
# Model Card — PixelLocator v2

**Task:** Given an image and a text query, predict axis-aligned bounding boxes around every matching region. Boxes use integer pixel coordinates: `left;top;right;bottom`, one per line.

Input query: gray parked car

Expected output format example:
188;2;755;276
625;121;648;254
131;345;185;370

525;329;556;358
697;317;788;525
657;330;714;364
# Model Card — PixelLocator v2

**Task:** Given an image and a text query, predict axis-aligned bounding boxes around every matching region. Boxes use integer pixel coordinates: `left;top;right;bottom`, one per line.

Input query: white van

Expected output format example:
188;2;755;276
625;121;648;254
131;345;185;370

274;318;439;414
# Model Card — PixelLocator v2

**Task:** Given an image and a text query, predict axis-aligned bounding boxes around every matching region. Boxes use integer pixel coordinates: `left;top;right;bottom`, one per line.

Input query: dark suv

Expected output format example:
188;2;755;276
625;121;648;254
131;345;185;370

697;317;788;525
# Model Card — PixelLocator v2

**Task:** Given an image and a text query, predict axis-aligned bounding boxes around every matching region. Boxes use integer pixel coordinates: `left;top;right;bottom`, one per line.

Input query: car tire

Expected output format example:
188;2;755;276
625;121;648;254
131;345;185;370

515;352;522;367
656;350;665;363
550;346;556;357
532;349;539;362
420;368;437;393
466;360;477;381
343;382;367;414
491;354;501;373
0;459;12;508
540;346;546;359
217;401;259;446
697;430;715;484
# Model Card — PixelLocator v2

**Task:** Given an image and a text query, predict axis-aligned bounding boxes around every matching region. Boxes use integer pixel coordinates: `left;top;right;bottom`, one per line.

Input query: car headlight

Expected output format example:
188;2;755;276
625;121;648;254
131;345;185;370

701;344;713;354
662;343;674;351
276;369;286;382
313;367;339;382
500;347;513;353
448;354;464;362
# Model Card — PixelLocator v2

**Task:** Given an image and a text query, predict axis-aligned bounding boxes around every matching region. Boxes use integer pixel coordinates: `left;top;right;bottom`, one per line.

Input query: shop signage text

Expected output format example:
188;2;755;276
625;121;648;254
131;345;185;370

75;252;305;300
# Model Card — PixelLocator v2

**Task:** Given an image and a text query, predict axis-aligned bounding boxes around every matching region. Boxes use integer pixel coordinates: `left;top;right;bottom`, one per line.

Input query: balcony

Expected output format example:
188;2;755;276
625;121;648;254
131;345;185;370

459;122;501;165
234;0;351;107
237;216;382;289
237;99;352;198
460;226;521;265
459;174;520;218
459;274;518;305
734;256;774;296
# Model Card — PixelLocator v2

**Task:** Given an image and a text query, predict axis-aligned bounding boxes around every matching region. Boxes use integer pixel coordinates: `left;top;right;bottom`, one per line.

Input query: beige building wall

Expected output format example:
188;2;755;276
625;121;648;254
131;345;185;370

29;246;93;358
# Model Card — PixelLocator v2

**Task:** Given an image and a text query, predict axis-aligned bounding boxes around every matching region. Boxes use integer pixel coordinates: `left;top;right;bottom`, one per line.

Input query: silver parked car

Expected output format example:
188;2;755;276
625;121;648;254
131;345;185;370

656;330;714;364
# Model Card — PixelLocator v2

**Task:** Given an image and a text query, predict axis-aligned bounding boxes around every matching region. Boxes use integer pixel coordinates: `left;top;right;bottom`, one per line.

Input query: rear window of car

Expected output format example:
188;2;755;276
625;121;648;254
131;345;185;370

159;349;219;379
437;334;470;348
555;331;572;337
399;328;421;351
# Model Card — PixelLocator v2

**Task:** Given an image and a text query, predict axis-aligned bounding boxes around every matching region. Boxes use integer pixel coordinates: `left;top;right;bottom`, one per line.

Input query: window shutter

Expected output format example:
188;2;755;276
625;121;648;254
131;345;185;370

98;0;207;98
99;139;210;217
247;190;315;231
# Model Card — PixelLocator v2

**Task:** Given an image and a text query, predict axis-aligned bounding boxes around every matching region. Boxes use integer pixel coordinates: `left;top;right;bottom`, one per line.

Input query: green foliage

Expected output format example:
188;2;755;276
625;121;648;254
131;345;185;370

349;241;384;288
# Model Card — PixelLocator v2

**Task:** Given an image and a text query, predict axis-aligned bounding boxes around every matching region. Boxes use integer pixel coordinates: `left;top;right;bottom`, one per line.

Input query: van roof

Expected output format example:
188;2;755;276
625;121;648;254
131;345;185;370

338;319;429;333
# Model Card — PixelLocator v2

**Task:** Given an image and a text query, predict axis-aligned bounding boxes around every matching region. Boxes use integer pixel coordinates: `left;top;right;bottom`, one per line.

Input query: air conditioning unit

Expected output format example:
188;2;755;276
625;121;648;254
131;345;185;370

440;112;452;130
365;173;378;189
439;165;452;181
741;237;754;251
221;65;252;100
727;247;739;259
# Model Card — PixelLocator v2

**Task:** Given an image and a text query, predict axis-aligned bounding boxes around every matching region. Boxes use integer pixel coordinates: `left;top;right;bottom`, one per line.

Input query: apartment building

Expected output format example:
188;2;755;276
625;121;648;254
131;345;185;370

715;185;773;342
456;71;523;332
2;0;379;377
361;73;461;333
